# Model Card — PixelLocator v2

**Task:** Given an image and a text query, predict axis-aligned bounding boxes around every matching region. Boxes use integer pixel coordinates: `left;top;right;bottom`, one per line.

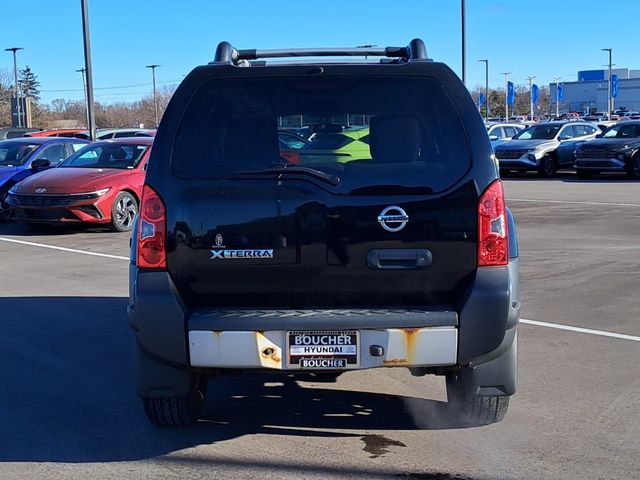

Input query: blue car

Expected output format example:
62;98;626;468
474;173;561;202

0;137;90;220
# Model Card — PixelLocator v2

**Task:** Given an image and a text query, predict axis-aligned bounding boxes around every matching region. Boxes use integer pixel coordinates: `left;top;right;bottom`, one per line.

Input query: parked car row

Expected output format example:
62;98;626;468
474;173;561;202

490;119;640;178
0;127;317;230
0;128;157;231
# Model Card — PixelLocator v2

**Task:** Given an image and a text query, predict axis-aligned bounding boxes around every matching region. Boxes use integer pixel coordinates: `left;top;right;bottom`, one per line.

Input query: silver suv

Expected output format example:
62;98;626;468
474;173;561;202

494;121;598;176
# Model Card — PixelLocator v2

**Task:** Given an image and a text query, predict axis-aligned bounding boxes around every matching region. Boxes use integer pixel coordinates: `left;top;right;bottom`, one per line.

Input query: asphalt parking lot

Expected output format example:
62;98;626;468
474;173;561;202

1;173;639;480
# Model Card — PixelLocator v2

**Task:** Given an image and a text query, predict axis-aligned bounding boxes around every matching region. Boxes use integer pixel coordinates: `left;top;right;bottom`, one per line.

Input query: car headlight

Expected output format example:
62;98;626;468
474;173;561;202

527;154;537;161
95;188;111;197
8;185;18;195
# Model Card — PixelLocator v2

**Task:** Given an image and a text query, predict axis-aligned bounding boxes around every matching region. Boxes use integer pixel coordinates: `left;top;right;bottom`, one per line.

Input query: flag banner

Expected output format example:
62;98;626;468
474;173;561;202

507;81;515;105
611;75;619;98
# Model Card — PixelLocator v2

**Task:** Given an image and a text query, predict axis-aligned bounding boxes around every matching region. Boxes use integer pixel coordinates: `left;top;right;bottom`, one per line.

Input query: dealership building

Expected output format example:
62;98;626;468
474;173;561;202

550;68;640;114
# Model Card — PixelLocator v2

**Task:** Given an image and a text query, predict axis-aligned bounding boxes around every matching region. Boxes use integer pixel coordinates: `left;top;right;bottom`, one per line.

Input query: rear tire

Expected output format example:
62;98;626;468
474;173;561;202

0;191;10;223
625;155;640;179
445;372;510;427
142;375;208;427
537;155;557;177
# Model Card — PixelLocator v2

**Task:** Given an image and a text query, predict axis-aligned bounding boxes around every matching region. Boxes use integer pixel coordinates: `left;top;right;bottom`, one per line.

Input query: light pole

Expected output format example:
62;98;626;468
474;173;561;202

479;59;489;120
81;0;96;140
527;76;536;121
461;0;466;85
602;48;613;118
76;68;89;128
553;77;562;118
501;72;511;120
5;47;23;127
145;64;160;128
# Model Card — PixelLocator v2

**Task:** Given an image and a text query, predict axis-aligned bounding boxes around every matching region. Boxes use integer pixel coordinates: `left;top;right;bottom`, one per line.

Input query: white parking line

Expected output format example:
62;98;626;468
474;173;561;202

1;235;639;343
0;237;130;261
521;318;640;342
509;198;640;208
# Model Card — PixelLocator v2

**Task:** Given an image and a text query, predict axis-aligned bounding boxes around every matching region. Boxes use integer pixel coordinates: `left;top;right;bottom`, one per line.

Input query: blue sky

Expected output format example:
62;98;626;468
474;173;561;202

2;0;638;104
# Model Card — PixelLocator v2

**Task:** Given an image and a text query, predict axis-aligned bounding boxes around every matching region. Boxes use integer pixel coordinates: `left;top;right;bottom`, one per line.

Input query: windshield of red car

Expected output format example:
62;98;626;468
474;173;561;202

0;142;39;167
59;143;148;169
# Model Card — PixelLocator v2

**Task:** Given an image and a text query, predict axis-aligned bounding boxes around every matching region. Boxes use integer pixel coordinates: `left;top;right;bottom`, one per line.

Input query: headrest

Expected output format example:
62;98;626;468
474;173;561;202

369;115;421;163
111;148;127;160
222;116;279;167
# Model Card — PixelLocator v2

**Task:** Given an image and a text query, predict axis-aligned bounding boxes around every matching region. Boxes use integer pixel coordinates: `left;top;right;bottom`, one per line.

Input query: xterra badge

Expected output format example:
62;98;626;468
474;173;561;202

210;234;273;260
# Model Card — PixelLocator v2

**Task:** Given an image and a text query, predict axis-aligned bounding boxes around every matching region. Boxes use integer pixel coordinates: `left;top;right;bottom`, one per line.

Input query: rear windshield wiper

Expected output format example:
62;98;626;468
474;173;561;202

235;164;340;186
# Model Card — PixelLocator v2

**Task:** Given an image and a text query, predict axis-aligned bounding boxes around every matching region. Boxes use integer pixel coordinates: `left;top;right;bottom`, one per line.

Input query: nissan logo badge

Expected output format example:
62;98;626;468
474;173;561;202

377;206;409;232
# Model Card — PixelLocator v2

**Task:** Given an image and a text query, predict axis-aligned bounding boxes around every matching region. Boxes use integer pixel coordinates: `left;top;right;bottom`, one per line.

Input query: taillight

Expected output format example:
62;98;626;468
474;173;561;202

137;185;166;269
280;151;300;164
478;180;508;266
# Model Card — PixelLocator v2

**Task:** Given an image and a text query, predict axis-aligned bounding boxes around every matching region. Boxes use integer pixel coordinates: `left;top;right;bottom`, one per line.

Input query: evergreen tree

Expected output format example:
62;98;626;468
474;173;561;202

19;66;40;101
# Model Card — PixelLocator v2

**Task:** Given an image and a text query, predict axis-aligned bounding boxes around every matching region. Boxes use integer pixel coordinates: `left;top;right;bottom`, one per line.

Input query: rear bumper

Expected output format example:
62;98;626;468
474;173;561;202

128;261;519;370
189;327;458;369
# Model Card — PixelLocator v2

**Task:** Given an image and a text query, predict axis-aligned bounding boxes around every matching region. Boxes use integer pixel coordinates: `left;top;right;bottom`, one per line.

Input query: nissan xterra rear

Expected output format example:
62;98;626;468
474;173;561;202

128;39;520;427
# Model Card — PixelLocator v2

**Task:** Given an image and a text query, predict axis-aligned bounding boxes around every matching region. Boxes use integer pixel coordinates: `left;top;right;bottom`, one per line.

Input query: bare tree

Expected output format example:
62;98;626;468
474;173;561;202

0;68;14;126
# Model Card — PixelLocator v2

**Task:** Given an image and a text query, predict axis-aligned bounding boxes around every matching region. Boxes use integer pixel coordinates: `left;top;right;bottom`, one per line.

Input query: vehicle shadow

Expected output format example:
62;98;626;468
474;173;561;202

0;222;115;236
0;296;466;465
502;171;640;183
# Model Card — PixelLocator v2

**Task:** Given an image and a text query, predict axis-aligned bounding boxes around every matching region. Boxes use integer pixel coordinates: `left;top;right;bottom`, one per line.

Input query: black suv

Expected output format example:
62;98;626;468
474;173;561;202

574;121;640;178
128;39;520;427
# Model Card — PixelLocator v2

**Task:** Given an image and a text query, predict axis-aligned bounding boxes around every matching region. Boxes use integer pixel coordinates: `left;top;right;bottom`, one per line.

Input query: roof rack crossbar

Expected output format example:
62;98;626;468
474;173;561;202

212;39;430;64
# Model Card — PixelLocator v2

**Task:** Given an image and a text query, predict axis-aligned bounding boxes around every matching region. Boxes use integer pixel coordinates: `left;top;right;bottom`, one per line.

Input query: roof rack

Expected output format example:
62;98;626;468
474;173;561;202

211;38;430;65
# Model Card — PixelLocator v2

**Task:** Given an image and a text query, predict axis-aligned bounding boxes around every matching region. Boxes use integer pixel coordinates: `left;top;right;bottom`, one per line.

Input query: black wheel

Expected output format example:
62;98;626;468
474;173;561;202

110;191;138;232
537;155;557;177
445;372;510;427
0;191;11;223
626;155;640;179
576;169;595;179
142;375;208;427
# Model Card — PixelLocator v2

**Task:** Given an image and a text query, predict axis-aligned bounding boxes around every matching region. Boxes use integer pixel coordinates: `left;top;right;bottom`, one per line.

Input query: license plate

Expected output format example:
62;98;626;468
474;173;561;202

287;330;359;369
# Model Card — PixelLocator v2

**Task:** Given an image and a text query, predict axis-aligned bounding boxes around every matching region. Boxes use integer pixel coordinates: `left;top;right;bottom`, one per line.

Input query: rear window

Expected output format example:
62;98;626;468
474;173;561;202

172;76;471;193
0;142;39;166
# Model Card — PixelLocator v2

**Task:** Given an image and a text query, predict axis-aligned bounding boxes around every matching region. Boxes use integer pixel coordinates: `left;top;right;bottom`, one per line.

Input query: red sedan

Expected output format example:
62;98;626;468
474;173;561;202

7;137;152;231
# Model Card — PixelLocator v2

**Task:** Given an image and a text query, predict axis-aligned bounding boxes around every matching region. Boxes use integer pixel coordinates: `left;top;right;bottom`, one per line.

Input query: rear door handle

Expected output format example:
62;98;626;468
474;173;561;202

367;249;433;270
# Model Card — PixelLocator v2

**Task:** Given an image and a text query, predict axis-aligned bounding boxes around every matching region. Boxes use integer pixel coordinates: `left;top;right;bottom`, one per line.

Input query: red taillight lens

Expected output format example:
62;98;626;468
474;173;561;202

137;185;166;269
478;180;509;266
280;151;300;164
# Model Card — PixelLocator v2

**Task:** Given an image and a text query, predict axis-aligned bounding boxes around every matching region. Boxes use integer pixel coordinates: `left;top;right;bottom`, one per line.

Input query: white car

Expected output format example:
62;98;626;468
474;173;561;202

487;123;526;148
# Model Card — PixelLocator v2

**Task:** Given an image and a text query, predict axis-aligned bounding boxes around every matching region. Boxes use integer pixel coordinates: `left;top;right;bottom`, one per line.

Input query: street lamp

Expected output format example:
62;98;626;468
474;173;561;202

602;48;613;118
81;0;96;140
145;64;160;128
5;47;23;127
461;0;466;85
479;59;489;120
553;77;562;118
76;68;89;128
501;72;511;120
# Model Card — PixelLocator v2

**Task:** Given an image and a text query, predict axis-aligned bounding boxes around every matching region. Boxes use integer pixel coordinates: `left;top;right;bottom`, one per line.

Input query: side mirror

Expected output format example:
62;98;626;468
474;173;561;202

31;159;51;169
558;135;571;141
489;134;499;141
